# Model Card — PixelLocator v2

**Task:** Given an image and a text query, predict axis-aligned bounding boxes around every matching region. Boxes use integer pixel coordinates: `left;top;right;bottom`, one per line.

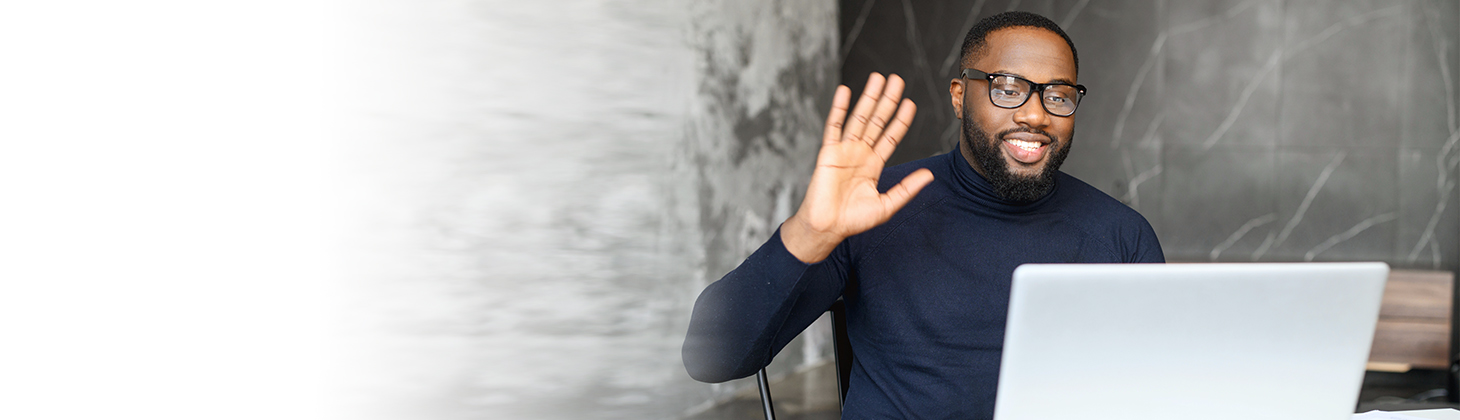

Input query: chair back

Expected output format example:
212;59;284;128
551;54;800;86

756;299;852;419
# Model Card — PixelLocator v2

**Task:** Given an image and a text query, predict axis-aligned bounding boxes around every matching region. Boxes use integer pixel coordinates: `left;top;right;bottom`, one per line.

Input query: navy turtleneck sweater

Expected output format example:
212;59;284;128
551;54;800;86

683;147;1164;419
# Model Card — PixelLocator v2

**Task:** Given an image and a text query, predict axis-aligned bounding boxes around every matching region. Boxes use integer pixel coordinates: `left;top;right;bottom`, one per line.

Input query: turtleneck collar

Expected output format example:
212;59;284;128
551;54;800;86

945;142;1059;212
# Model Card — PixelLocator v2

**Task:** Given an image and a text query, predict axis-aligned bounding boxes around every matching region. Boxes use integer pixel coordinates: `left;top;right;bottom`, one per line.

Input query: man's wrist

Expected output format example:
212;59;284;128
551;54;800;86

780;214;843;263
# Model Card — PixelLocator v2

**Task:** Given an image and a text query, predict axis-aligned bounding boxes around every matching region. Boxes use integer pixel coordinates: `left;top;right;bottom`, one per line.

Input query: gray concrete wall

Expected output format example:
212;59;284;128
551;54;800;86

840;0;1460;269
678;0;844;415
335;0;838;418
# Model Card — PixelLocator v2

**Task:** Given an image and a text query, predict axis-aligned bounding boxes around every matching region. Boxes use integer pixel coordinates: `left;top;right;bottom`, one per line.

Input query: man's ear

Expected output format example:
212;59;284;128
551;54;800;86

949;79;964;119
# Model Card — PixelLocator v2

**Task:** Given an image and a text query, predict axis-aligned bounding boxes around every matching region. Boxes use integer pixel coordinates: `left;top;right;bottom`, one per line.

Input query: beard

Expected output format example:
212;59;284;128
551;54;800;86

960;106;1073;203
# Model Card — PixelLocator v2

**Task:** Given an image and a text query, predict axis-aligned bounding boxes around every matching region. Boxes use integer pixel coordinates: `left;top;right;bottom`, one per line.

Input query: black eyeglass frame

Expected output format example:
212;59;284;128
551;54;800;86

960;68;1087;117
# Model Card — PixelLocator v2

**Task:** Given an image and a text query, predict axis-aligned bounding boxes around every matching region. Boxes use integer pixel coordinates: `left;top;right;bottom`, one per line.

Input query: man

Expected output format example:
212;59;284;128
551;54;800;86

683;11;1163;418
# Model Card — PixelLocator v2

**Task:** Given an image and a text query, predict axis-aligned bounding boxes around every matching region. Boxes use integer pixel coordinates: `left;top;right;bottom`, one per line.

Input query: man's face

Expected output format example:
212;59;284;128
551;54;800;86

951;27;1078;202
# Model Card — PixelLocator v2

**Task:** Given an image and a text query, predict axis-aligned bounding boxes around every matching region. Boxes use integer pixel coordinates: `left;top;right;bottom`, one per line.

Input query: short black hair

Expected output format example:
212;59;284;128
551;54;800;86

958;11;1078;75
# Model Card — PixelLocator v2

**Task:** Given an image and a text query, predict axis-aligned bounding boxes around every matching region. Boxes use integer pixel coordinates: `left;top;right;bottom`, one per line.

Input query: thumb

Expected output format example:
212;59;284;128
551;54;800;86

879;169;934;217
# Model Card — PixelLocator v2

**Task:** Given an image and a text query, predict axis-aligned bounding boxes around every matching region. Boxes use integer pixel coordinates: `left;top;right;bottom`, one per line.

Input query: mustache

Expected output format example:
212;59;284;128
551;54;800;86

997;127;1055;143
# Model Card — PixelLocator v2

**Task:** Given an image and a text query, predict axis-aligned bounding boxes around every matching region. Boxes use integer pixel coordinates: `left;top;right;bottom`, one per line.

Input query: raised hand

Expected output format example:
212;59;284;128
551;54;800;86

781;73;935;263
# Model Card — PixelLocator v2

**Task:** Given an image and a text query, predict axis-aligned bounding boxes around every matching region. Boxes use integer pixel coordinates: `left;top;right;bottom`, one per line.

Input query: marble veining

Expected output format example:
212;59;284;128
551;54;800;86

1255;151;1347;261
1251;231;1279;262
1306;212;1399;261
1058;0;1090;29
1405;8;1459;268
1169;0;1264;36
938;0;988;74
899;0;943;101
1427;9;1456;134
1211;213;1278;261
841;0;877;61
1122;161;1162;208
1284;5;1403;59
1199;49;1280;151
1111;0;1264;149
1109;33;1164;149
1137;112;1165;149
1411;129;1460;265
1427;20;1456;134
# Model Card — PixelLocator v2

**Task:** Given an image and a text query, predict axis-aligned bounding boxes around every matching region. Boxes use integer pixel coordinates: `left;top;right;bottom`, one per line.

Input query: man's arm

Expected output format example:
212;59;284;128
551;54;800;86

682;228;850;382
1134;222;1165;263
682;73;932;382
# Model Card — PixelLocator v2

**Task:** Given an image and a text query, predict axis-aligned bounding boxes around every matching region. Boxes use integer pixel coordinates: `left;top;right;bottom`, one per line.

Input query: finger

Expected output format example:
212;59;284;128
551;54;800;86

823;85;852;146
858;74;907;147
879;168;935;218
840;73;886;143
872;99;917;162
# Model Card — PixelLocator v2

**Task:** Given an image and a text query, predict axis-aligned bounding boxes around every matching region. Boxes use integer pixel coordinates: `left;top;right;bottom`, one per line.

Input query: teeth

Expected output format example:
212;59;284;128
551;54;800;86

1007;139;1042;152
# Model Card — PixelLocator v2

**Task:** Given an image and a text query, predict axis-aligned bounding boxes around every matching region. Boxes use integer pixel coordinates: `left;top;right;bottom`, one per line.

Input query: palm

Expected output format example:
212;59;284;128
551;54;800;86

785;74;933;260
802;134;900;236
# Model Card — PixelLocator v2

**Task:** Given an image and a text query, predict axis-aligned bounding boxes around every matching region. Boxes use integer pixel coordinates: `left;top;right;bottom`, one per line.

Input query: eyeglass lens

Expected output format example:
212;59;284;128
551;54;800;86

988;75;1080;116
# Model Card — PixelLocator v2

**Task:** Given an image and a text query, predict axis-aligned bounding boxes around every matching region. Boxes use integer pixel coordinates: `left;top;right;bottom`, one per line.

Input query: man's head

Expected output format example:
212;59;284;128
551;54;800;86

950;12;1080;203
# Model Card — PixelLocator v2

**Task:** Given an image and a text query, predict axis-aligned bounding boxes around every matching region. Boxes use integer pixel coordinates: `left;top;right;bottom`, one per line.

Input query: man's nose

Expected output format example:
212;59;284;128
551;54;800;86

1012;95;1051;128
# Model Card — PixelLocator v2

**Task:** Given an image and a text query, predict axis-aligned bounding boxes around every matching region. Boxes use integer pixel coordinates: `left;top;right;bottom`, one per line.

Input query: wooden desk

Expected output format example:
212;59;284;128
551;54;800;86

1366;270;1454;372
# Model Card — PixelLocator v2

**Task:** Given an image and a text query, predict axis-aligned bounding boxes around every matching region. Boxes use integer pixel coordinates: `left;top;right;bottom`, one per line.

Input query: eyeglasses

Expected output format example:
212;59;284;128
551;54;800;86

961;69;1086;117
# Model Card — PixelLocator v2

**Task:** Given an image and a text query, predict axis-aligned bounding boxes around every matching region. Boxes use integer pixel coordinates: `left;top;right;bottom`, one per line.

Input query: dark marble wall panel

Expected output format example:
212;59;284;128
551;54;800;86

1163;0;1283;150
1402;1;1459;151
841;0;978;164
1059;0;1166;225
1264;150;1400;262
1398;146;1458;269
841;0;1460;270
1160;149;1276;260
1395;1;1460;270
1280;1;1407;150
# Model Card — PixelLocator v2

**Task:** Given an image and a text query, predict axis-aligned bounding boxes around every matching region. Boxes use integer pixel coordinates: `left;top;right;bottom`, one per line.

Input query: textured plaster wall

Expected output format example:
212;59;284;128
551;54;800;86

676;0;843;411
683;0;839;282
840;0;1460;269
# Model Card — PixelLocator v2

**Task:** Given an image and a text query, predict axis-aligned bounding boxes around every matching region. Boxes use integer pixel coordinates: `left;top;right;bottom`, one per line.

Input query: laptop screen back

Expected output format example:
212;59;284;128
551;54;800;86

994;263;1388;420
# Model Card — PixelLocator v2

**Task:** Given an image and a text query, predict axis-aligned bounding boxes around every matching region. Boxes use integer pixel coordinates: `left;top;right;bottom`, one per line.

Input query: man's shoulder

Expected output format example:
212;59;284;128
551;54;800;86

1053;172;1149;225
1054;172;1165;262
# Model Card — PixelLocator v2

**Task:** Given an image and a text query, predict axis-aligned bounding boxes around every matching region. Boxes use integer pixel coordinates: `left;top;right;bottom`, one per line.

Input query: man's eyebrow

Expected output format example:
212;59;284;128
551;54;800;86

992;69;1077;86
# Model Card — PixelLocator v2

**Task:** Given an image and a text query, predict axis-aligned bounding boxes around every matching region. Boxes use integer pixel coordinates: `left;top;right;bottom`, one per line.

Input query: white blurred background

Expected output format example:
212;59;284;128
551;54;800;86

0;1;327;420
1;0;832;418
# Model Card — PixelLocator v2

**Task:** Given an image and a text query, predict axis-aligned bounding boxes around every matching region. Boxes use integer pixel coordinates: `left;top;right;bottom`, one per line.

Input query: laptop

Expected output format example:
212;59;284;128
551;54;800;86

994;262;1389;420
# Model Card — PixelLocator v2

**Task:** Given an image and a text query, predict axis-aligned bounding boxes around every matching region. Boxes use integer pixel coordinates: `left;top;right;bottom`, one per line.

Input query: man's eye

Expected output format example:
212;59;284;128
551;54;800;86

1045;96;1067;104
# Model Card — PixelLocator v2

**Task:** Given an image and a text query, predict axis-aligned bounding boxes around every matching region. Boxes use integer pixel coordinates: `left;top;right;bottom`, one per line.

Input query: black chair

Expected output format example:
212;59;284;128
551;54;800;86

756;299;852;419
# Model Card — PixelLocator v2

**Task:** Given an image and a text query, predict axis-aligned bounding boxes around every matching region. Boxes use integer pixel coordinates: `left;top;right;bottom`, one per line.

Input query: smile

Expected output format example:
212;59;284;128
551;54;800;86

1001;135;1052;165
1006;139;1043;152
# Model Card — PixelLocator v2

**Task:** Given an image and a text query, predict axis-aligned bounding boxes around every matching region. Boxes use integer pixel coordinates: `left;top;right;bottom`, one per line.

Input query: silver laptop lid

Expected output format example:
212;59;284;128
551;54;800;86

994;263;1389;420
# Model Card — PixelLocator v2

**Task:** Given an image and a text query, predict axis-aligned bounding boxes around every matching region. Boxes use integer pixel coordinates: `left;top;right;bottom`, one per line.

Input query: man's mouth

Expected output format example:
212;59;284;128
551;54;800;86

1002;134;1051;164
1007;138;1043;152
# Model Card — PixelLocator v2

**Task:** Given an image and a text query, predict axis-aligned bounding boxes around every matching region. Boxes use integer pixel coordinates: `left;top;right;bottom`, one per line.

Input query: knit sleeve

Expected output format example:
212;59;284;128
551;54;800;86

1131;218;1166;263
681;226;850;383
